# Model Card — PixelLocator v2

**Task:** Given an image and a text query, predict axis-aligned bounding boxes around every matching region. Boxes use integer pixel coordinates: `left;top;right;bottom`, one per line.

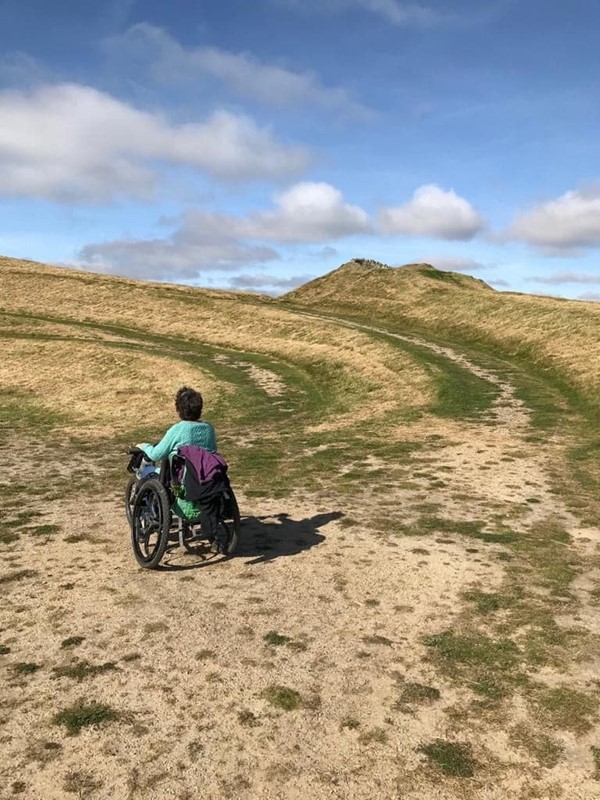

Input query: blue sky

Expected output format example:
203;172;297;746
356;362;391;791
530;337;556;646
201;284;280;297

1;0;599;298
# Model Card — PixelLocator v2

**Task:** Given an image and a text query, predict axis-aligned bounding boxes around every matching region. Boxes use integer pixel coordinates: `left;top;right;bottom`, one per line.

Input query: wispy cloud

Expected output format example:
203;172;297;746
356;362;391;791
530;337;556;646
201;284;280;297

272;0;450;26
78;227;280;281
0;51;50;87
172;182;370;244
527;271;600;285
105;24;372;118
379;185;485;240
507;186;600;252
78;182;367;280
350;0;447;26
228;272;314;293
422;255;495;273
0;83;309;202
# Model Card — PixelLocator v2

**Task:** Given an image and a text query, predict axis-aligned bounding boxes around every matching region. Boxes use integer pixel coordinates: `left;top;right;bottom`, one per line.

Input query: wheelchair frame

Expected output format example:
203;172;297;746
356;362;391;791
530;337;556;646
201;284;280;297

125;450;240;569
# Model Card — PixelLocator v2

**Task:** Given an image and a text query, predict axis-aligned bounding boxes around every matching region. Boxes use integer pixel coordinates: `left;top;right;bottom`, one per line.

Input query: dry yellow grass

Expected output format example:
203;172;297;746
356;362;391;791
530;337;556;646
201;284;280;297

0;336;222;437
285;259;600;403
0;256;433;431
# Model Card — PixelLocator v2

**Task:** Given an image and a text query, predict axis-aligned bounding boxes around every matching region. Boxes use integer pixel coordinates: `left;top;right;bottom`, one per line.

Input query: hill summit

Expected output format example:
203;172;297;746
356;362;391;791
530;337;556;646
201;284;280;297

283;258;494;307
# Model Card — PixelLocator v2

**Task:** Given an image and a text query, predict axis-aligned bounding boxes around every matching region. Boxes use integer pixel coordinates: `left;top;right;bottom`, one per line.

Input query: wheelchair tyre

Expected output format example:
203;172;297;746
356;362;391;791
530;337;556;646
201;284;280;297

220;488;240;555
131;477;171;569
216;519;238;556
125;476;137;527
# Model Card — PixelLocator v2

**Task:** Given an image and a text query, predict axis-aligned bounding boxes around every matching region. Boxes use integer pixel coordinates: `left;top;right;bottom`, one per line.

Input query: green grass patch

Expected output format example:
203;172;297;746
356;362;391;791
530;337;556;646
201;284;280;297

591;746;600;778
0;386;70;434
263;631;291;646
53;701;118;735
262;685;302;711
25;524;60;537
238;709;259;727
398;682;440;704
358;727;388;745
394;679;441;712
412;516;487;538
510;723;564;768
361;328;499;421
462;590;514;615
0;569;38;586
465;528;520;545
424;630;521;672
531;686;599;734
471;676;508;700
362;634;393;646
121;652;142;663
418;739;476;777
61;636;85;649
52;661;119;681
12;662;41;675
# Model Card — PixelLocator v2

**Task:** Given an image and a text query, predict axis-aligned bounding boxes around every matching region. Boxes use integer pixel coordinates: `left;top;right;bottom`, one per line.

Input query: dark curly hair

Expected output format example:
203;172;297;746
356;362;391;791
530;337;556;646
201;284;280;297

175;386;203;421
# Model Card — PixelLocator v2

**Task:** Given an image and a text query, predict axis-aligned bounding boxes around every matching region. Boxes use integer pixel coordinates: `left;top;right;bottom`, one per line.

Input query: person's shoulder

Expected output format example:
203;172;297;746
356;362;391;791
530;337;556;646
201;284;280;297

169;420;188;433
194;419;215;430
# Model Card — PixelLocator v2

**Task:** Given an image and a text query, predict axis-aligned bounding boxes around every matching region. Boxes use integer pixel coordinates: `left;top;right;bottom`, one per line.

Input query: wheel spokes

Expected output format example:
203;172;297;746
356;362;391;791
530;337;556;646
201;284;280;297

136;490;164;557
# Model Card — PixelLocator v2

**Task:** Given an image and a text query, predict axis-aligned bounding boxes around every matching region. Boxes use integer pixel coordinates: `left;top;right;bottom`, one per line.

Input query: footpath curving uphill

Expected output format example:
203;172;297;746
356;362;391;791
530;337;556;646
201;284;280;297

1;255;600;799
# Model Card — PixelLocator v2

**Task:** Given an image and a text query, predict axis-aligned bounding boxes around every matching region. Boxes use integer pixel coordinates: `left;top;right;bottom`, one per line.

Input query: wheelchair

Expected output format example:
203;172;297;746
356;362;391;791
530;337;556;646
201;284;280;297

125;448;240;569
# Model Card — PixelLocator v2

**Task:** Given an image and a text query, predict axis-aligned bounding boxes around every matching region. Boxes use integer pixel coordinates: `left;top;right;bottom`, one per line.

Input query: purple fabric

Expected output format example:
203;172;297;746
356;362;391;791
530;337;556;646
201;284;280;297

176;445;228;485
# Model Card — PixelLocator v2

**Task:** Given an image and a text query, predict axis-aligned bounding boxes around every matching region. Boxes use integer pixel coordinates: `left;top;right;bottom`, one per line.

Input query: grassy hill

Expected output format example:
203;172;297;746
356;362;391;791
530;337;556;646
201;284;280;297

0;254;438;496
284;258;600;522
284;258;600;408
2;254;600;799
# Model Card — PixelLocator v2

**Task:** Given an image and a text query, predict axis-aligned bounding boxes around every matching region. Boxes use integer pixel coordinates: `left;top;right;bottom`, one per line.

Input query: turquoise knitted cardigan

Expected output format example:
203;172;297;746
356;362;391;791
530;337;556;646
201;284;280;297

140;420;217;462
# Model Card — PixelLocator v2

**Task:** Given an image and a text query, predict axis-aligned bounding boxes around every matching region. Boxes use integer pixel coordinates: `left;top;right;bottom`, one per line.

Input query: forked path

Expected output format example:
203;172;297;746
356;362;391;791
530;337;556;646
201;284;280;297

311;312;573;526
2;317;600;800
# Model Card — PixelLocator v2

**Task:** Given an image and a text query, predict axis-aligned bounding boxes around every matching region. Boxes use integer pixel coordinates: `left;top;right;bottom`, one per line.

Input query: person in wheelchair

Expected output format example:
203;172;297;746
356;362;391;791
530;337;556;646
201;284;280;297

138;386;217;461
137;386;231;553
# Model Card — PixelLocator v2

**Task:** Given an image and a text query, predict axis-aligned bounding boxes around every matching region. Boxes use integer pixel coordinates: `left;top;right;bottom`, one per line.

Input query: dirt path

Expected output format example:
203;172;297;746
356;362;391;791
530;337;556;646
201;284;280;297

1;323;600;799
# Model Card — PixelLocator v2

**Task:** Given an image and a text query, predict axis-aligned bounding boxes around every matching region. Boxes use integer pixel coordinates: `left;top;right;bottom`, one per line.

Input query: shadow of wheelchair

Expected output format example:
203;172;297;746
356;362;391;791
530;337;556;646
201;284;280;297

236;511;343;565
157;510;343;571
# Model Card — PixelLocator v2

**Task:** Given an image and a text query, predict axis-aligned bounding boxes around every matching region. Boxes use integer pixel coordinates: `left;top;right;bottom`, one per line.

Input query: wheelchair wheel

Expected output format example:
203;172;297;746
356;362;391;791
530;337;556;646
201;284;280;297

131;477;171;569
220;488;240;555
125;476;137;527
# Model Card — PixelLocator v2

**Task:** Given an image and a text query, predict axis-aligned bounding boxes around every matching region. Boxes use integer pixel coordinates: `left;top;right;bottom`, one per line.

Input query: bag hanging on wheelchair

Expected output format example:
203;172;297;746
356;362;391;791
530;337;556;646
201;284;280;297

171;446;229;538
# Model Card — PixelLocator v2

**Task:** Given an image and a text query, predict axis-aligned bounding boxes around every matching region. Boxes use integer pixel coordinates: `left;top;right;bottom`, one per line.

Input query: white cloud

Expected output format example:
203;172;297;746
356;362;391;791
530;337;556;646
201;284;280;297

578;292;600;302
352;0;443;25
228;272;313;293
379;184;485;240
171;183;370;245
527;271;600;285
106;24;371;117
508;187;600;251
0;83;309;202
78;182;368;280
78;219;280;281
245;182;371;242
424;255;494;272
